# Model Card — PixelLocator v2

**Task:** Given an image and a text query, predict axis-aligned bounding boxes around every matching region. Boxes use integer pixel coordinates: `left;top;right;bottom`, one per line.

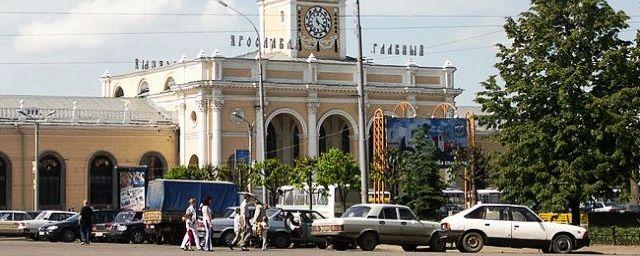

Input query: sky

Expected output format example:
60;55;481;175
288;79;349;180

0;0;638;105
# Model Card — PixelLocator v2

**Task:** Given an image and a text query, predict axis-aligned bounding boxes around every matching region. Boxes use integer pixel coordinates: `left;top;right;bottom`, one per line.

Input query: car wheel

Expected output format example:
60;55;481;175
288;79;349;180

316;240;328;249
401;244;417;252
61;230;76;243
271;232;291;249
332;241;349;251
429;234;447;252
357;232;378;251
551;234;573;254
130;230;146;244
461;231;484;253
220;230;235;246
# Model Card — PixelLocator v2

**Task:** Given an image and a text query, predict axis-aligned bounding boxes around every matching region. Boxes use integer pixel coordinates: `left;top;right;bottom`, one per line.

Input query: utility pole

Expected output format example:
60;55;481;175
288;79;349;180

354;0;369;204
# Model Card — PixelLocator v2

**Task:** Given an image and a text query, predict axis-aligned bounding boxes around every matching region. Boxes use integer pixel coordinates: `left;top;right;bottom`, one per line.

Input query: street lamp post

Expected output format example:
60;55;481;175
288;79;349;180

17;108;56;211
354;0;369;204
231;111;255;192
215;0;268;204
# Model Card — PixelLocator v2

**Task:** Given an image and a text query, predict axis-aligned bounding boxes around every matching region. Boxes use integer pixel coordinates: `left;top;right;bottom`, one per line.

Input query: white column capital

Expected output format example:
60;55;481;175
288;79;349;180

210;97;224;112
195;99;209;112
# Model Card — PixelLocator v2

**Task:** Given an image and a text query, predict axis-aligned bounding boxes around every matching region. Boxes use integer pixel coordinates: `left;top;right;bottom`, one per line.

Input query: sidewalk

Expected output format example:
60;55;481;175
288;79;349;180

377;244;640;255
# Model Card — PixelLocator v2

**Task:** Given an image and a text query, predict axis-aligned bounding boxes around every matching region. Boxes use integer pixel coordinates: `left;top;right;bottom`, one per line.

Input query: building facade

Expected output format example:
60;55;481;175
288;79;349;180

101;0;462;169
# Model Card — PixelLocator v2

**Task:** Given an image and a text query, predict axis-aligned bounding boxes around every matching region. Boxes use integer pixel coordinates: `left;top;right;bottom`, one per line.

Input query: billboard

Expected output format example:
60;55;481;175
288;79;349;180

386;118;468;165
117;166;148;211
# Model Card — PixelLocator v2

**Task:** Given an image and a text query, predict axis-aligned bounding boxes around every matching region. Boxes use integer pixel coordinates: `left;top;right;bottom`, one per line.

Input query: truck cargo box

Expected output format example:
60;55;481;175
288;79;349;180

145;179;238;213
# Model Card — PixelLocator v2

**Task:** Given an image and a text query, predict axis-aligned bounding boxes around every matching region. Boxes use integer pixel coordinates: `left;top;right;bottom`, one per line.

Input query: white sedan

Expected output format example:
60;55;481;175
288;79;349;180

440;204;589;254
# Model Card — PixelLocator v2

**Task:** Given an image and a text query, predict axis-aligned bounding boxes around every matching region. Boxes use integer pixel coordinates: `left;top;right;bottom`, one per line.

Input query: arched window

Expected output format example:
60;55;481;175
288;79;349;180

138;81;149;96
266;123;277;159
89;153;116;207
293;126;300;160
39;153;64;209
188;155;199;167
164;77;175;91
341;125;350;152
0;152;9;209
139;152;167;180
114;87;124;98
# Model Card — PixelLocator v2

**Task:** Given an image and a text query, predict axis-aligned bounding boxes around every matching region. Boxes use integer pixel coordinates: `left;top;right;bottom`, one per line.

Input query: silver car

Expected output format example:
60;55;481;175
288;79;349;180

0;211;32;236
311;204;445;251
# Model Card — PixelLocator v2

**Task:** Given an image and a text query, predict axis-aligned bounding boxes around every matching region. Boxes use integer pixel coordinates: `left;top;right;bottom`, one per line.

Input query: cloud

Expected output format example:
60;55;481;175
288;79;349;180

13;0;182;53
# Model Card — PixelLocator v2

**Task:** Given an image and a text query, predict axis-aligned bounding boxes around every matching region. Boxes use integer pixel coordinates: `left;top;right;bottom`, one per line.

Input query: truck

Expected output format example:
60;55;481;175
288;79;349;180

143;179;238;245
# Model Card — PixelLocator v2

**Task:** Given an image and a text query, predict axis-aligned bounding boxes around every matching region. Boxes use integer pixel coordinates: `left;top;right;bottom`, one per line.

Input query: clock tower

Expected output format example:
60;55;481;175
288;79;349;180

258;0;346;60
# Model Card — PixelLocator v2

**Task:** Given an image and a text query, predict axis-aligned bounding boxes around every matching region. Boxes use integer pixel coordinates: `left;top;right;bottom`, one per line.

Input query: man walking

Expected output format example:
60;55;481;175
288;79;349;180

239;194;251;251
79;200;93;245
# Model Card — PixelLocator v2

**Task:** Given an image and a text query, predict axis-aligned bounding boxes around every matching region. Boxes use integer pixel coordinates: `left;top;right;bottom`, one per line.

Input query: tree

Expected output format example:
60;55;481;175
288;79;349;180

371;147;407;204
250;159;294;206
315;149;360;213
396;126;446;220
449;146;491;205
291;156;320;210
476;0;632;225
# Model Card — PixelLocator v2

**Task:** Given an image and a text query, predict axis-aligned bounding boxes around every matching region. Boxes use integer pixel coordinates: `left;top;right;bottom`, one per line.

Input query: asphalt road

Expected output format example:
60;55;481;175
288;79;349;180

0;238;638;256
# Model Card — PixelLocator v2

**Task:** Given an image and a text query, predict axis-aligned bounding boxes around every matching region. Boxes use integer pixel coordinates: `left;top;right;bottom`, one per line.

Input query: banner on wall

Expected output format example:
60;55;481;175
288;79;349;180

117;166;148;211
386;118;468;166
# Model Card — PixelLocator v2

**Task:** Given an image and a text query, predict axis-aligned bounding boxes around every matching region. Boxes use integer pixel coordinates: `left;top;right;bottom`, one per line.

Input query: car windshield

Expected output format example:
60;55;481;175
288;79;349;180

34;211;48;220
115;212;137;223
222;208;235;218
66;214;80;222
342;206;371;218
0;213;10;221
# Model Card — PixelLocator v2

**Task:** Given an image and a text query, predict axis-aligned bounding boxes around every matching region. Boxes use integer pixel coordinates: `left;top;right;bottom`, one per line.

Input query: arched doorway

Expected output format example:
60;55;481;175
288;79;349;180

318;113;355;155
39;152;64;209
188;155;199;167
0;152;9;209
266;111;305;166
88;152;116;207
139;152;167;181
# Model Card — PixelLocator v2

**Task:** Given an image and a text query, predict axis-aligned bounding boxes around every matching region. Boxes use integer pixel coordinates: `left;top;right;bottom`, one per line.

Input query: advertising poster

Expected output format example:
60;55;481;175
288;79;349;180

386;118;468;166
117;166;148;211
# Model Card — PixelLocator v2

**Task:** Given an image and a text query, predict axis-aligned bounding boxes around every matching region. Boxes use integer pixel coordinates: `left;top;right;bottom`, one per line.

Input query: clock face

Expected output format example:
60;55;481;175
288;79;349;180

304;6;332;39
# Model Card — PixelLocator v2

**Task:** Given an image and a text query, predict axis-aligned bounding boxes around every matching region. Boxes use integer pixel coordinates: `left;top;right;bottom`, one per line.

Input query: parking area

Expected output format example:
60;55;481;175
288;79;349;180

1;238;639;256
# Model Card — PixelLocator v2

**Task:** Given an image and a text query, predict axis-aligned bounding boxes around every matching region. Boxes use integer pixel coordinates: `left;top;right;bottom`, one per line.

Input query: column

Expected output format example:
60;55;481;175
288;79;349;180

307;101;319;157
255;106;264;163
210;97;224;167
196;99;209;166
177;103;186;165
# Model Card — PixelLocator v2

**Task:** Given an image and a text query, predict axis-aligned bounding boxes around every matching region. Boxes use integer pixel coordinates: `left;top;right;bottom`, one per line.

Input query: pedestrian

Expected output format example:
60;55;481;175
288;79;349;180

180;197;201;251
285;212;300;238
78;200;93;245
239;194;251;251
228;208;243;250
183;212;196;251
259;216;269;251
201;197;213;251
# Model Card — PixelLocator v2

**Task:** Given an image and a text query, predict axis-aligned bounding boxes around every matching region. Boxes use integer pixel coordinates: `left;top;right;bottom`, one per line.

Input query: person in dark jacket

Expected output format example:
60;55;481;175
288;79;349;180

79;200;93;245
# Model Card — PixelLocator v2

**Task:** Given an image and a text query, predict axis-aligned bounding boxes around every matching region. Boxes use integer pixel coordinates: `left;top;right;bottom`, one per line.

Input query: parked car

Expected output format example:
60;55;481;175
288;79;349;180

311;204;445;252
106;211;147;244
591;202;625;213
17;210;76;240
91;209;119;241
440;204;590;254
37;214;80;242
0;211;32;236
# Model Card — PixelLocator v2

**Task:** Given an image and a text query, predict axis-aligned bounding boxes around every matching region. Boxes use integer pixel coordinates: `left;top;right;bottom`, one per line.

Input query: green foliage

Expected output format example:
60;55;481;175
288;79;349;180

371;147;408;204
291;156;321;210
475;0;637;224
449;146;491;190
164;165;234;182
395;126;446;220
250;159;294;206
316;149;360;211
